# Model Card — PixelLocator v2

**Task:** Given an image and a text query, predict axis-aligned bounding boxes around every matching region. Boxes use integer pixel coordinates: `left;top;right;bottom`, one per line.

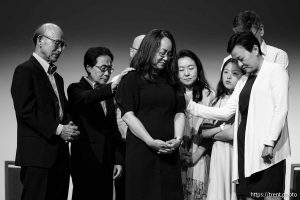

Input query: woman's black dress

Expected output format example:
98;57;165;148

236;74;285;197
116;71;185;200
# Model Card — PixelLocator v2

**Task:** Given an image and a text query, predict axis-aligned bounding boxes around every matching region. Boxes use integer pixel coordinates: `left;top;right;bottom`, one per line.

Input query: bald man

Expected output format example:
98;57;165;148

11;23;79;200
129;34;145;58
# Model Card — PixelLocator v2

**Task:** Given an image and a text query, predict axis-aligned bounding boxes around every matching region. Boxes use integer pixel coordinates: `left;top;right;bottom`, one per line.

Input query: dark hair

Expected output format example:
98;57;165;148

130;29;178;86
177;49;212;103
232;10;262;32
83;47;114;74
211;58;245;106
227;31;263;55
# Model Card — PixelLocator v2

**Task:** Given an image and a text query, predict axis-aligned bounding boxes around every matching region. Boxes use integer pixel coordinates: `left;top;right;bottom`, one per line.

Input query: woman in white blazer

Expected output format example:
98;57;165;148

186;32;290;200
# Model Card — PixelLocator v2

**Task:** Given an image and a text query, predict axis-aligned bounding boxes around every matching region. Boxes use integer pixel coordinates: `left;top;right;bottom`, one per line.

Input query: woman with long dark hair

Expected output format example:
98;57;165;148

116;29;185;200
177;49;214;200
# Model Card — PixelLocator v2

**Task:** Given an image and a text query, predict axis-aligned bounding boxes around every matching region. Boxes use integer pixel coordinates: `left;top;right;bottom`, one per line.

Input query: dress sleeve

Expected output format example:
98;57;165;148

115;71;139;116
175;90;186;114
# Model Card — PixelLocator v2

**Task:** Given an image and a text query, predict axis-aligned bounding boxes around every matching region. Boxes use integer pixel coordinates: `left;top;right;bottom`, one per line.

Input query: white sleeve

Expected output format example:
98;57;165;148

263;67;289;146
186;81;241;121
275;51;289;70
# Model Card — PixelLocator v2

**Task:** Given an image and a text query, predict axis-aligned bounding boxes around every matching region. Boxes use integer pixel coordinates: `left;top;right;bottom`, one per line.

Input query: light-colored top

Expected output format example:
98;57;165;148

222;40;289;70
32;53;63;135
187;59;290;182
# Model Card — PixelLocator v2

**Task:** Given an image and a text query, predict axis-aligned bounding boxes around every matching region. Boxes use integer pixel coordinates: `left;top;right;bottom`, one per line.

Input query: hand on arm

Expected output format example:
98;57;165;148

213;123;234;141
111;68;135;91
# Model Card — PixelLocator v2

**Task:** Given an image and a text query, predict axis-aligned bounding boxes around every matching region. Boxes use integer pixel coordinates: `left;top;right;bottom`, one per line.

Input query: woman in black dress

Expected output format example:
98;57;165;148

116;29;185;200
185;32;290;200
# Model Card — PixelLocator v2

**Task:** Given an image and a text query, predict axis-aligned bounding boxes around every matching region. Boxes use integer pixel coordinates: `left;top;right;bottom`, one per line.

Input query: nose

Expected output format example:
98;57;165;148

227;73;232;79
104;70;111;76
184;68;190;76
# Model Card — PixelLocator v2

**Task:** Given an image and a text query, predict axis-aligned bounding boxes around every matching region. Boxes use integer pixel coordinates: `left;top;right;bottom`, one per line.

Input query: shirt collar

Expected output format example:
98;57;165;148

261;40;267;56
32;52;50;74
84;76;96;89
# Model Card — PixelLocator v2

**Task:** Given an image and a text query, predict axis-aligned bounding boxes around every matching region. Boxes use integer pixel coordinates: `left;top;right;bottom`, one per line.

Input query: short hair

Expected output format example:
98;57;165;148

227;31;263;55
232;10;262;33
130;29;178;85
32;23;63;46
177;49;212;103
83;47;114;74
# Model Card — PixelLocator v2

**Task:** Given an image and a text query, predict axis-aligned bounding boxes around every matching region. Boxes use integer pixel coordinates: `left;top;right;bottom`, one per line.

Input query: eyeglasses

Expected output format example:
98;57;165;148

40;35;67;50
130;47;138;51
94;65;114;73
157;50;173;59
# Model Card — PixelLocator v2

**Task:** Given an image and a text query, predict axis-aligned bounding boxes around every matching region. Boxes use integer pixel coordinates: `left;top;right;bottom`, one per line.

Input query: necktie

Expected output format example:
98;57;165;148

47;63;63;121
48;63;57;75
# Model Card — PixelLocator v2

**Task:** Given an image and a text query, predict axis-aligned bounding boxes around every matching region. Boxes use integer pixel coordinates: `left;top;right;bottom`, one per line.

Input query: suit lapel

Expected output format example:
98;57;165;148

55;74;66;111
30;56;57;98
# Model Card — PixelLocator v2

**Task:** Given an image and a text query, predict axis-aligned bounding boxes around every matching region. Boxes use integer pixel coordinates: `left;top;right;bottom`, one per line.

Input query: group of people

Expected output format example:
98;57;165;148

11;10;290;200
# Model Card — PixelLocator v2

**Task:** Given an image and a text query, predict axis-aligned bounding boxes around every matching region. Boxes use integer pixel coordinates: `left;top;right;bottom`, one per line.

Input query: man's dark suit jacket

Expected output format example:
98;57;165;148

67;77;123;169
11;56;70;168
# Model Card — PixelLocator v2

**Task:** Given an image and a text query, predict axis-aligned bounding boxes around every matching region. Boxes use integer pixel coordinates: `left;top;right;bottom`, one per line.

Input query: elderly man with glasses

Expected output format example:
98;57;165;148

222;10;289;70
11;23;80;200
67;47;133;200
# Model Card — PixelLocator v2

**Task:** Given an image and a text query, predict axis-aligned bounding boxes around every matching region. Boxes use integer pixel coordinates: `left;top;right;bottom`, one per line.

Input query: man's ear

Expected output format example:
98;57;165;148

252;45;260;55
86;65;92;74
260;24;264;37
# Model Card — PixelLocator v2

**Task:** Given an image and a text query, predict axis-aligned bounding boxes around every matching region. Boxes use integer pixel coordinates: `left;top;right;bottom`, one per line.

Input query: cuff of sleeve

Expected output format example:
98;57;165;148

56;124;63;135
263;140;275;147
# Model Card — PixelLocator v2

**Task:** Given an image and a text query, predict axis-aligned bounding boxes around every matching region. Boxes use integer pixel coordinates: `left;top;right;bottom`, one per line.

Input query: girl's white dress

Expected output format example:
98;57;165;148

206;95;237;200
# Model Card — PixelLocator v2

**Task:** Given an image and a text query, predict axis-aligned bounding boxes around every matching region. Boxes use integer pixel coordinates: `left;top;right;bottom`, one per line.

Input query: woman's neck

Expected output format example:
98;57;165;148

185;86;193;93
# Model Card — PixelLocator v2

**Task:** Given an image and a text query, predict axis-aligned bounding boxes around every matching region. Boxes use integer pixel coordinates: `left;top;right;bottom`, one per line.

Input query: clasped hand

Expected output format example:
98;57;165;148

148;139;181;154
60;121;80;142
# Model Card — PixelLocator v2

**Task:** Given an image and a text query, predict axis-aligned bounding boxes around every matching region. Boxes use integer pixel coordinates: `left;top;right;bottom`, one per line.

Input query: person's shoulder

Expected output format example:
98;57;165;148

266;44;288;56
13;57;37;77
68;78;84;87
121;70;138;82
263;60;286;74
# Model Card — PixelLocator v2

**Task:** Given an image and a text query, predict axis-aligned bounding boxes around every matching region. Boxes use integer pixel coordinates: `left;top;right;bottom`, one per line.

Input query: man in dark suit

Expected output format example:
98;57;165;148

11;23;80;200
67;47;133;200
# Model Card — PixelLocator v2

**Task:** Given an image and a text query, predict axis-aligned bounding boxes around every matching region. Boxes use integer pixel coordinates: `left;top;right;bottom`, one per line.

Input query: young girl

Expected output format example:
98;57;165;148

202;58;244;200
177;49;215;200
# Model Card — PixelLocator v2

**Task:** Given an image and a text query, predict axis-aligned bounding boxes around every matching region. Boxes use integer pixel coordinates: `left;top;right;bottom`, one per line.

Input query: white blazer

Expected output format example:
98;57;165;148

186;59;290;182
